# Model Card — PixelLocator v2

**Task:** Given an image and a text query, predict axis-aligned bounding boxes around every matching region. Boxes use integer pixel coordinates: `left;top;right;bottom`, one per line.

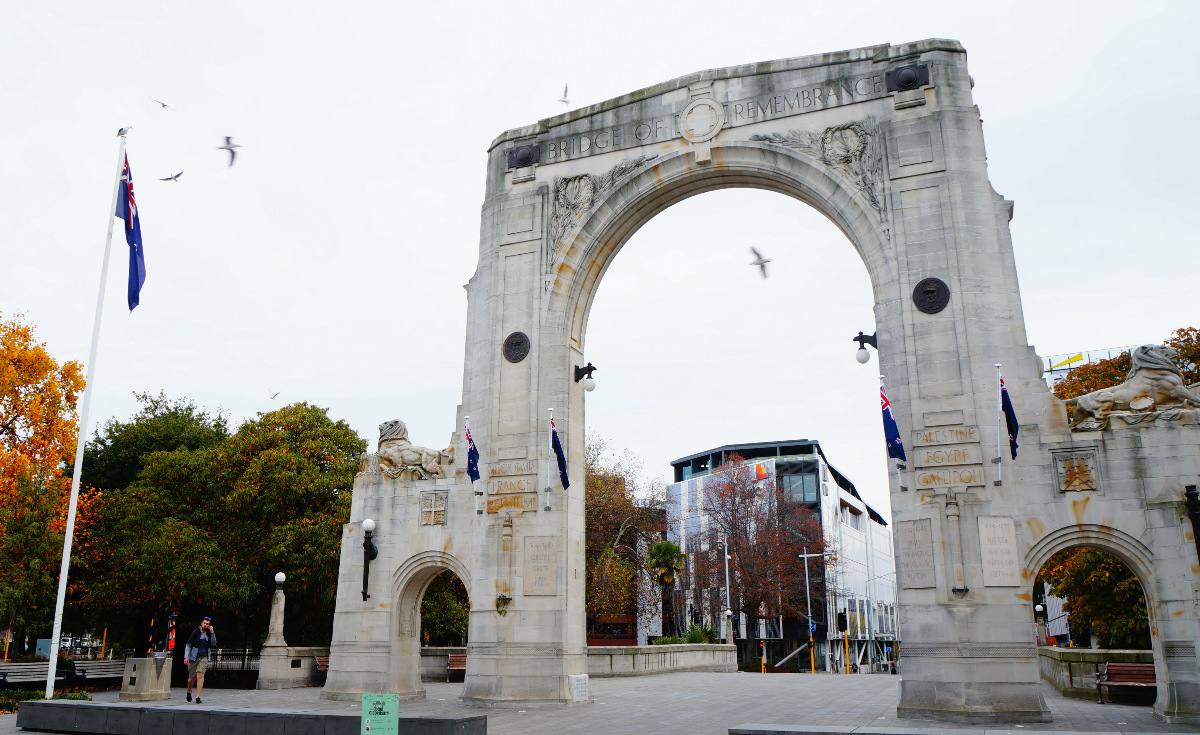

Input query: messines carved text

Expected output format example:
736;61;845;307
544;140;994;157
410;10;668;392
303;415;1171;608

490;461;537;478
536;72;888;164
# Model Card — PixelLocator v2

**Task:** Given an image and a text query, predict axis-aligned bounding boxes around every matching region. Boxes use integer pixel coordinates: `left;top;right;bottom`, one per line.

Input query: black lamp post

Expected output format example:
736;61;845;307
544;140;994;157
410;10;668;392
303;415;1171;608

1185;486;1200;566
362;518;378;601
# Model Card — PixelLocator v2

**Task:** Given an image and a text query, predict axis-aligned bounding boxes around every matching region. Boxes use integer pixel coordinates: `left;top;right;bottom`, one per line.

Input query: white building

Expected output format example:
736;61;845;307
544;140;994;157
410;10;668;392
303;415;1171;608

666;439;898;672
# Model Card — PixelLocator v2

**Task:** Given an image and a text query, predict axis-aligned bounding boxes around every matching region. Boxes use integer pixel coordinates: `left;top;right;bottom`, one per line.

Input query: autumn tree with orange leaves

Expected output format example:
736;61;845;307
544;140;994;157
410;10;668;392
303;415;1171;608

0;312;85;653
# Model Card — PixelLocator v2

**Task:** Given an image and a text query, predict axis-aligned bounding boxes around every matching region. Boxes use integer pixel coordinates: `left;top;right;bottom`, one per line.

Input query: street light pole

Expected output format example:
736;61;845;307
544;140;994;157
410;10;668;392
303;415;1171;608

722;536;732;642
799;547;834;673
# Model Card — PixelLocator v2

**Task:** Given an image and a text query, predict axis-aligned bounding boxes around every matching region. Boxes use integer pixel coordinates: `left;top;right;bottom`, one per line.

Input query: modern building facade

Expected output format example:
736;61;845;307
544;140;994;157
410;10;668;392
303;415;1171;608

666;439;898;672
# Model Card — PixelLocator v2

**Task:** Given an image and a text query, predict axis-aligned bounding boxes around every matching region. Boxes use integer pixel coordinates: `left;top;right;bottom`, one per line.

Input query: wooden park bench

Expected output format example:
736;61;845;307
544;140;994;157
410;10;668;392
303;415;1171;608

73;660;127;682
1097;661;1155;703
314;656;330;672
446;654;467;682
0;662;66;685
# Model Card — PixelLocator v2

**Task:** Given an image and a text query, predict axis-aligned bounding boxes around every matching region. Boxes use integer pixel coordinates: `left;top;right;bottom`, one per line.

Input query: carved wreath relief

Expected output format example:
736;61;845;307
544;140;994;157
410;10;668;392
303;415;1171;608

750;119;885;220
547;155;659;272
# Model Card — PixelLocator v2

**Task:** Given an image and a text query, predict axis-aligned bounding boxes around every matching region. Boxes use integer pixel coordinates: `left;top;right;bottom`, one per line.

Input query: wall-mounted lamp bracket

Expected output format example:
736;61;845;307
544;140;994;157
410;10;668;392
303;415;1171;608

574;363;597;383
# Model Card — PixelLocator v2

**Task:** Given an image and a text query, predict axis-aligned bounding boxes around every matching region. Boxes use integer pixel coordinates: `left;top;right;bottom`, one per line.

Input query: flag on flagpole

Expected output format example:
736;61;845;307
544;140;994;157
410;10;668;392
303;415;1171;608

551;415;569;489
464;419;480;484
1000;376;1020;459
880;383;907;462
115;154;146;310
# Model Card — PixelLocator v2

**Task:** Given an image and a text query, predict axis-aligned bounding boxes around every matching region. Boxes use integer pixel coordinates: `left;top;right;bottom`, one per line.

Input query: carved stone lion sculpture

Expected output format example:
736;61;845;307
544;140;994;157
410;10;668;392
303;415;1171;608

376;420;454;480
1065;344;1200;420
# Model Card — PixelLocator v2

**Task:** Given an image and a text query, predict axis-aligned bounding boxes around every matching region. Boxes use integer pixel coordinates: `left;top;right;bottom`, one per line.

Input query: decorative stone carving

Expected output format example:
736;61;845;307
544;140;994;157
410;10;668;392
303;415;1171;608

750;119;885;219
1050;448;1099;492
420;491;447;525
503;332;530;363
1066;345;1200;428
547;155;659;271
376;420;455;480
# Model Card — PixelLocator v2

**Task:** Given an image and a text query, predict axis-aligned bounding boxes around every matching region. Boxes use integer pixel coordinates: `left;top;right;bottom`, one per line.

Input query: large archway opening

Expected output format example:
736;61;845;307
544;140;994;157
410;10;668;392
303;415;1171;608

580;183;895;671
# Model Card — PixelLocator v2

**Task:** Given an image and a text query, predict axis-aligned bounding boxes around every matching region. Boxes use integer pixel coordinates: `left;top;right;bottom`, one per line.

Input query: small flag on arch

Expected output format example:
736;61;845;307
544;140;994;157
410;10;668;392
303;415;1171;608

115;153;146;311
1000;375;1020;459
551;415;569;489
464;419;480;484
880;382;906;462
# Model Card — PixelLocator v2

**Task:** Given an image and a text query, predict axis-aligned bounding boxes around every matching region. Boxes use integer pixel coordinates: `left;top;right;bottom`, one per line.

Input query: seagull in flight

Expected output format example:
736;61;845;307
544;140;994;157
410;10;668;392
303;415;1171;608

558;83;569;105
270;391;280;400
159;171;183;182
117;126;133;137
749;246;772;278
151;98;170;110
218;136;241;166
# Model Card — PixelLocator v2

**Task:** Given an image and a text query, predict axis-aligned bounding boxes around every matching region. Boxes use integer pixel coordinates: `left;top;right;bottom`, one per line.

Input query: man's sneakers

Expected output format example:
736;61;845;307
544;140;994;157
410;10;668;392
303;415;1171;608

186;692;192;702
195;698;202;704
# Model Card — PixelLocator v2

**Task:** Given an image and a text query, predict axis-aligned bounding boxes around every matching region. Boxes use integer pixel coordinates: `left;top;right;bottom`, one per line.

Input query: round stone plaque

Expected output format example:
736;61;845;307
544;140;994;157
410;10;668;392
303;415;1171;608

503;332;530;363
678;98;725;143
912;278;951;314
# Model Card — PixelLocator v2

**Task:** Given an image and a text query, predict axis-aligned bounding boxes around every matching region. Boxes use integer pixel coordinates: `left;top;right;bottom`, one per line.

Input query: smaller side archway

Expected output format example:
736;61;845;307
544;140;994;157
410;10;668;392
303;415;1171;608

389;551;472;699
1024;526;1163;706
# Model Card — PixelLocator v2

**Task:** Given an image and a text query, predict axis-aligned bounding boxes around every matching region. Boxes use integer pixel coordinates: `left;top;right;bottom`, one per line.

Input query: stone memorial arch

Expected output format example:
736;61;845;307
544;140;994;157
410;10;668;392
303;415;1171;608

322;39;1200;723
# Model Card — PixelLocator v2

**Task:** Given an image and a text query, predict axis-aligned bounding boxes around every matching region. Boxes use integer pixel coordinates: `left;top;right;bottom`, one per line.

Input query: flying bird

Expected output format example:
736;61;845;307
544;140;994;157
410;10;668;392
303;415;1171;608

270;391;280;400
117;126;133;137
558;83;569;105
151;98;170;109
749;246;772;278
159;171;183;182
218;136;241;166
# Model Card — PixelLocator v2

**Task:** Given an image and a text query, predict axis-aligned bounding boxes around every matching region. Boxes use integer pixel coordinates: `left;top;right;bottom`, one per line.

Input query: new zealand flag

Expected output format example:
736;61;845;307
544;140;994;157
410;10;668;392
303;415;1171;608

881;383;907;462
551;416;569;489
465;420;480;484
1001;377;1020;459
115;154;146;311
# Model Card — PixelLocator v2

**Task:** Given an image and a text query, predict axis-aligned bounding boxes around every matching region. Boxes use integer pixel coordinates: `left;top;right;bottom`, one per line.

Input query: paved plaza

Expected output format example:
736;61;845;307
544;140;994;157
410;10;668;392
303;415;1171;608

2;672;1194;735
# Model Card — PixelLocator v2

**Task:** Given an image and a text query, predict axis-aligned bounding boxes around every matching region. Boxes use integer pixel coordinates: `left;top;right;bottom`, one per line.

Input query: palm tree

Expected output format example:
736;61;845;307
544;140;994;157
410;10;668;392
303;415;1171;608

647;540;685;637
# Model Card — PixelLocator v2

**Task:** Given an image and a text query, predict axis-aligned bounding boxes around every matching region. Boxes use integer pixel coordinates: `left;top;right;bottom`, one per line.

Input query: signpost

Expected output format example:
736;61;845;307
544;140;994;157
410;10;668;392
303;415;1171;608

361;693;398;735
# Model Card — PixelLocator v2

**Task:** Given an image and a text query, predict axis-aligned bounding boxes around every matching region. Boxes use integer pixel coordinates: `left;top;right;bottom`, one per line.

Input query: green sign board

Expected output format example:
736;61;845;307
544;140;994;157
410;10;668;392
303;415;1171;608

361;693;399;735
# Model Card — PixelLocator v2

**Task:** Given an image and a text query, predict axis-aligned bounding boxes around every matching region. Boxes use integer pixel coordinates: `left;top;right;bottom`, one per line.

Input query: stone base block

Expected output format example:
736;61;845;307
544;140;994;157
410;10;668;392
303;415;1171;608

897;680;1051;724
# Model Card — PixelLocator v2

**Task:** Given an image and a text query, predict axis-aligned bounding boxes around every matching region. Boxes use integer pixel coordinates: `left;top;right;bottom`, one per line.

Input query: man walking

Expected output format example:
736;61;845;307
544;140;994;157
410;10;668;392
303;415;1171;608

184;617;216;703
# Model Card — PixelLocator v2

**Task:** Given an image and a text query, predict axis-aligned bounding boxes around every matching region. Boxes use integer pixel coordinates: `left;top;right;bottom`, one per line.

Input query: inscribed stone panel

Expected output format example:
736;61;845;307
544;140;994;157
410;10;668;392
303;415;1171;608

897;519;935;589
524;537;557;596
979;516;1021;587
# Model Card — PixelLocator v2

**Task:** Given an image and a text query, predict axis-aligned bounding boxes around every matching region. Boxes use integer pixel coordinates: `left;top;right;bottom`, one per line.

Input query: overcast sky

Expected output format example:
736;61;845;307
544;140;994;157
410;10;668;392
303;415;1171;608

3;1;1196;518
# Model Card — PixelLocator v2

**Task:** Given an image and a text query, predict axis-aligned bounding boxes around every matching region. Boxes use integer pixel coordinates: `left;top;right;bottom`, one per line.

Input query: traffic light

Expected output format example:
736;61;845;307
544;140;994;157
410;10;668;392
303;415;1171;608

837;610;848;632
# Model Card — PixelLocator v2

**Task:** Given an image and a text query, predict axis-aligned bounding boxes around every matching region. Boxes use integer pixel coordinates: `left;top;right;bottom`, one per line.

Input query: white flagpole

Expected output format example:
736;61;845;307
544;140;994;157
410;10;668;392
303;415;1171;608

45;134;128;697
995;363;1004;486
545;408;553;511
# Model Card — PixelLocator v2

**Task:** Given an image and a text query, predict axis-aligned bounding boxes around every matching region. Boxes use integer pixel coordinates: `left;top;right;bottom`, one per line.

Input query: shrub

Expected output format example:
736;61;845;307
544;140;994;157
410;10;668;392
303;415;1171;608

649;635;684;645
684;623;718;644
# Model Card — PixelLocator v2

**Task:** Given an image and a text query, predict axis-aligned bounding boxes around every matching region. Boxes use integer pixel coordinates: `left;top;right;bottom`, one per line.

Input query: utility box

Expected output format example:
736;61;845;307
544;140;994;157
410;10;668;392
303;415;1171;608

119;656;171;701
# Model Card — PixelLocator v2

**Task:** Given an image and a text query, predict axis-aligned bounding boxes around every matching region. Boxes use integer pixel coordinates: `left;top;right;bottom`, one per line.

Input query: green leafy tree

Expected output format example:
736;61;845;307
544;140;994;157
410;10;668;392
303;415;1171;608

420;571;469;646
74;401;364;651
1039;547;1150;649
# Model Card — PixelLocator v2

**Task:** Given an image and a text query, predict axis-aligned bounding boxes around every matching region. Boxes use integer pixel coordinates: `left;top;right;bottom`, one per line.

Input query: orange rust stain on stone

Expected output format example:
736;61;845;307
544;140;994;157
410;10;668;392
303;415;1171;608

1071;496;1091;525
1015;591;1031;601
1021;567;1033;580
1173;610;1183;616
1026;517;1047;542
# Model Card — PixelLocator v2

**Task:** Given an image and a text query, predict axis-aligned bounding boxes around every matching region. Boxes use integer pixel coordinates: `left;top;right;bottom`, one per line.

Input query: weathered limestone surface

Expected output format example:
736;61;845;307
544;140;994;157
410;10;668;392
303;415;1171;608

322;38;1200;722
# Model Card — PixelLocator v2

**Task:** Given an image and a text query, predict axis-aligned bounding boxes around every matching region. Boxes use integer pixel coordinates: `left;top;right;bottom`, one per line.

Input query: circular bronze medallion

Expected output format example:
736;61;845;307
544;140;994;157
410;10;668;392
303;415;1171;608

912;278;950;314
503;332;531;363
